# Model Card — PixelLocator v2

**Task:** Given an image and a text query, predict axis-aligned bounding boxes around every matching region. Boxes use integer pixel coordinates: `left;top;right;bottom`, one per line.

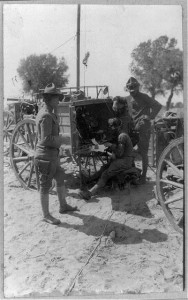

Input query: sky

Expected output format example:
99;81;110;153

3;4;183;105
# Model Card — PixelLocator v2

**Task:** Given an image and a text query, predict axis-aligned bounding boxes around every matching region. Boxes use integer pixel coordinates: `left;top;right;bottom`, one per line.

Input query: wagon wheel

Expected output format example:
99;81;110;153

3;110;15;143
75;147;109;185
156;137;184;234
10;119;40;190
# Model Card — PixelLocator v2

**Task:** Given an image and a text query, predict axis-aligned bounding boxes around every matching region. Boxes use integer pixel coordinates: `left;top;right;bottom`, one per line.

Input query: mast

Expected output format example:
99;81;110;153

76;4;81;91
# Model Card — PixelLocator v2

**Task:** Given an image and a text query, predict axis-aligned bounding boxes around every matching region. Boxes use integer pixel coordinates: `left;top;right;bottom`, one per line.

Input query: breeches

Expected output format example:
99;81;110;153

35;158;64;193
135;118;151;154
98;158;133;187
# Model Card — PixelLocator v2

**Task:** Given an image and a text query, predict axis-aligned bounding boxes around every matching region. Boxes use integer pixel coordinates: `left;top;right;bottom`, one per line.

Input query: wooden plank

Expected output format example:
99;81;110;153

72;98;113;106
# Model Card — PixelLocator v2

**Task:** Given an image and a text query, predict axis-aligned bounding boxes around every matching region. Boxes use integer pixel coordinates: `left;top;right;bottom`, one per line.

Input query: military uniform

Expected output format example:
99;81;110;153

97;132;133;187
112;96;131;134
35;103;64;193
78;122;134;200
125;91;162;178
34;83;77;225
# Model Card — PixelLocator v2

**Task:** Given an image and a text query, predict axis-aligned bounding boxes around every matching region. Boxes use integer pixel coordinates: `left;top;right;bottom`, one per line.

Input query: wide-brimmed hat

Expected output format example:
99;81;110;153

43;83;64;100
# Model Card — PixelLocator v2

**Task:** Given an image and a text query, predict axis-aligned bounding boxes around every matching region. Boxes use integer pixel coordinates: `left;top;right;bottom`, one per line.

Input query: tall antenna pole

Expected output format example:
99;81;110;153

77;4;81;91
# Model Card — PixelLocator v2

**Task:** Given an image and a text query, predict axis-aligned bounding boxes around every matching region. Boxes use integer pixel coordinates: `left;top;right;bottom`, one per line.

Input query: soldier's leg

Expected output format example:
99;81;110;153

35;159;61;225
54;162;78;213
89;161;111;182
89;158;133;196
79;166;111;200
137;120;151;183
139;146;149;182
79;158;133;200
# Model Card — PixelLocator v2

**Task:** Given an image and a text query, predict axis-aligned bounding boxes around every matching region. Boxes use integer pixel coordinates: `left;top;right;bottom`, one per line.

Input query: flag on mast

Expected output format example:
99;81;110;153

83;51;90;67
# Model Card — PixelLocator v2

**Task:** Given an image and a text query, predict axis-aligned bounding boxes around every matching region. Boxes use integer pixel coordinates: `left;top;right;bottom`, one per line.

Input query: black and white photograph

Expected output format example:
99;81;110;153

2;1;187;298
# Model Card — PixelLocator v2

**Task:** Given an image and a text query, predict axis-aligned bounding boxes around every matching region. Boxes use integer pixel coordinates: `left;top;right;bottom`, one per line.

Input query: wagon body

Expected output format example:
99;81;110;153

4;98;39;145
56;97;114;157
9;86;114;191
154;116;184;165
6;98;39;122
8;87;185;235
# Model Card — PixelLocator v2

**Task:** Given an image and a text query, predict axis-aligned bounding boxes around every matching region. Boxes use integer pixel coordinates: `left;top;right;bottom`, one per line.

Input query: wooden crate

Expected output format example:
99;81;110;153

56;98;113;156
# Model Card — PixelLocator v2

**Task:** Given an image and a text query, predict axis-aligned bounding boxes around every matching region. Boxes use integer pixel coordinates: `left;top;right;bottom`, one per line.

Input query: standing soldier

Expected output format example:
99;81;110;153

125;77;162;184
35;83;77;225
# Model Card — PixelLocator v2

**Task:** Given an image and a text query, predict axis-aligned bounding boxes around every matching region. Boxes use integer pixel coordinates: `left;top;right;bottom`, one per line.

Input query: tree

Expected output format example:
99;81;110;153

17;54;69;95
130;35;183;110
174;101;183;108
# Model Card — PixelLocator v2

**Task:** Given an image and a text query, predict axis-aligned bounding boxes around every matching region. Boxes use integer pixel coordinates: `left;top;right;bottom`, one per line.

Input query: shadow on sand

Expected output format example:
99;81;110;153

57;208;167;245
68;180;156;219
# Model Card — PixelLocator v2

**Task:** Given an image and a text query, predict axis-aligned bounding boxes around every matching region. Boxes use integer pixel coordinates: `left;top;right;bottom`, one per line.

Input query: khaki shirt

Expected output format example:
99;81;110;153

126;92;162;123
35;103;62;160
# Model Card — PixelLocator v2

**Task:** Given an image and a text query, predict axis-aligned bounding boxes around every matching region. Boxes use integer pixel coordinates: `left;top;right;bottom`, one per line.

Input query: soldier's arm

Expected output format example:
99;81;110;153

150;99;162;119
111;143;125;158
39;115;63;148
146;95;162;119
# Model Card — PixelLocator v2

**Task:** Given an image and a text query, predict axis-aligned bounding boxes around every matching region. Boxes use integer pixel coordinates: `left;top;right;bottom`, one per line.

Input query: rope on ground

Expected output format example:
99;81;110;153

65;210;114;296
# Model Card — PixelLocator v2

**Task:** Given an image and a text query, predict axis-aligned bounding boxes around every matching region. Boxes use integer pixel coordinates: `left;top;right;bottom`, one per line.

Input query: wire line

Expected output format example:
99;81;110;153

49;34;76;54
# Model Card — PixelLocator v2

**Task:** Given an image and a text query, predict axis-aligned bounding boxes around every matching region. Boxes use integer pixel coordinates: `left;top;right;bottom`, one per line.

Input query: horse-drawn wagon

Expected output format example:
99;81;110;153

3;97;39;144
8;85;113;189
7;87;184;235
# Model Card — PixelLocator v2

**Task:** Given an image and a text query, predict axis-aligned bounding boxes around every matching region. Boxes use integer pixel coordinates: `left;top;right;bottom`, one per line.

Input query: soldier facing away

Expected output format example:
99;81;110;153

125;77;162;184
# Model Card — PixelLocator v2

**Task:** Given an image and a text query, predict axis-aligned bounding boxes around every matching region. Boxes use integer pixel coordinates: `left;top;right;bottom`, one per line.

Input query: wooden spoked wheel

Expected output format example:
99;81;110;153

156;137;184;234
75;146;109;185
9;119;39;190
3;110;15;143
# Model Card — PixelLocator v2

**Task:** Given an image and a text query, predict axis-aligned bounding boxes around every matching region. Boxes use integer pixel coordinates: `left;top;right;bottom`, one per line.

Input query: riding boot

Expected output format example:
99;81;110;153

79;181;103;201
140;154;148;184
40;191;61;225
57;185;78;214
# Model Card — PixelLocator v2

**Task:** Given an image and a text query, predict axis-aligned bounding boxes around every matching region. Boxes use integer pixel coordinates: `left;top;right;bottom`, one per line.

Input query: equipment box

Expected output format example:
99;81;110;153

56;98;114;156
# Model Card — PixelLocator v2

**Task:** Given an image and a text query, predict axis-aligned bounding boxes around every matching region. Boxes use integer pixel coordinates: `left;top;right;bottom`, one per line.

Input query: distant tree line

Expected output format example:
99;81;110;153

16;35;183;110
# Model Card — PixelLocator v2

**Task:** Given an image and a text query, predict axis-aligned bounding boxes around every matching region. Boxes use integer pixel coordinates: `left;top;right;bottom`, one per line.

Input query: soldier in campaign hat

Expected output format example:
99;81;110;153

125;77;162;184
34;83;77;225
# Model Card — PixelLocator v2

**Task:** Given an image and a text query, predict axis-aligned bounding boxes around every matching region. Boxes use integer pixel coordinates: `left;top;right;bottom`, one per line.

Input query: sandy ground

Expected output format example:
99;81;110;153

3;149;184;298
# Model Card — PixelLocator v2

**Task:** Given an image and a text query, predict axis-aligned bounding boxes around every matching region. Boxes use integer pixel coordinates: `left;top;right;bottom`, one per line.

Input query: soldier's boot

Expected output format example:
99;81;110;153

40;192;61;225
140;154;148;184
78;183;101;201
57;185;78;214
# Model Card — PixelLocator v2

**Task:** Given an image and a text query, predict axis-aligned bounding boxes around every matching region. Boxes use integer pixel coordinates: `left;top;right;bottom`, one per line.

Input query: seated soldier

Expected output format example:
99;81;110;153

79;117;134;200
